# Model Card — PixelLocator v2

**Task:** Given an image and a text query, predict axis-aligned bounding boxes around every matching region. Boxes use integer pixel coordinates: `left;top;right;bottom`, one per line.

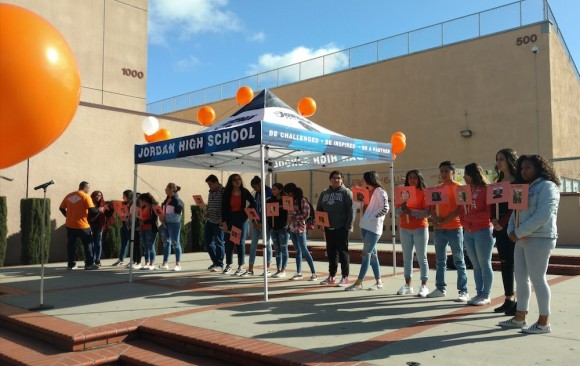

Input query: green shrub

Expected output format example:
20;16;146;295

103;212;123;259
20;198;51;265
190;205;205;252
0;197;7;267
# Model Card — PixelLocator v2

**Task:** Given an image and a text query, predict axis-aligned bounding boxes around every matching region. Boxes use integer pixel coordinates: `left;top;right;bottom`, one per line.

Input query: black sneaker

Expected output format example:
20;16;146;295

222;265;232;274
84;265;99;270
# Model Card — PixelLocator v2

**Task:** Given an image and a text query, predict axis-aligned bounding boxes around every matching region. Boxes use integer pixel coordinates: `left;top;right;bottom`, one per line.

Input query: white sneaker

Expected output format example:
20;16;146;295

467;295;481;305
368;283;384;291
158;264;169;270
457;291;470;302
232;267;243;276
417;285;429;298
345;284;363;291
499;317;527;329
172;265;181;272
426;289;447;298
272;272;286;278
471;297;490;306
522;322;551;334
131;263;141;270
397;284;413;295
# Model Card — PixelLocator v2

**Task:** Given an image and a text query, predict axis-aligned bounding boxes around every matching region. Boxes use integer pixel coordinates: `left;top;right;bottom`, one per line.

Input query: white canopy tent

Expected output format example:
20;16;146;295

131;90;398;300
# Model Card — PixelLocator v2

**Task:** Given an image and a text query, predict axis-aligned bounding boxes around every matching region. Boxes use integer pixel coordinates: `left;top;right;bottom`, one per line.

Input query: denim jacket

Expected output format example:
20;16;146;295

508;178;559;239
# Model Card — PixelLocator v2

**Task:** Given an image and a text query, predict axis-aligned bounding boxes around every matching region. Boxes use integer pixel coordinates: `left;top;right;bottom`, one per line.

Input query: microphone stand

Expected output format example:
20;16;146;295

29;184;55;311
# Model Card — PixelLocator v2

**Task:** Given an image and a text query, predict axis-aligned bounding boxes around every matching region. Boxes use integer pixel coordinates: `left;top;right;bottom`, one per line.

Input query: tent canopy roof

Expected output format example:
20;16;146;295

134;90;392;172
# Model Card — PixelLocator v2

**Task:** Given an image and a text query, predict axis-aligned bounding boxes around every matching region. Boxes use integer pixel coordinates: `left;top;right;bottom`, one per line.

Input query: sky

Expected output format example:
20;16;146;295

146;0;580;104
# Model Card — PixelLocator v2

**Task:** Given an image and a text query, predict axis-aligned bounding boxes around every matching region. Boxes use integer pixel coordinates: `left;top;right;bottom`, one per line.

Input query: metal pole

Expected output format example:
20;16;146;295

260;144;269;301
30;187;54;311
390;161;396;275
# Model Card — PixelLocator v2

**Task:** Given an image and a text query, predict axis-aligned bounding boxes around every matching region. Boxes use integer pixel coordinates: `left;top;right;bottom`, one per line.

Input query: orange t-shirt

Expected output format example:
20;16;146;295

399;189;429;230
432;181;461;230
60;190;94;229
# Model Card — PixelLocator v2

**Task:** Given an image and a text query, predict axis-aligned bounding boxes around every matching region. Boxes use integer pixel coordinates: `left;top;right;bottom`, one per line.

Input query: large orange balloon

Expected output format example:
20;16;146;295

391;132;407;155
197;106;216;126
236;86;254;105
297;97;317;117
0;5;81;168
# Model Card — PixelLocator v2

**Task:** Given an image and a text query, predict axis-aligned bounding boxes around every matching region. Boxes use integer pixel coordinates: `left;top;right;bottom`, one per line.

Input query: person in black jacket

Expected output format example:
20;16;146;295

220;174;255;275
267;183;289;278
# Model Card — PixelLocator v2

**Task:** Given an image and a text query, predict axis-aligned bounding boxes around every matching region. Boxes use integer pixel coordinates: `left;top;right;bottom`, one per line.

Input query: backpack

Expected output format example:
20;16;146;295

301;198;315;230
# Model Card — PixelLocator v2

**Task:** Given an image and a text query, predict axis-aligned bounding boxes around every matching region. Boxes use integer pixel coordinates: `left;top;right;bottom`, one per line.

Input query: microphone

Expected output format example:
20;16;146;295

34;180;55;190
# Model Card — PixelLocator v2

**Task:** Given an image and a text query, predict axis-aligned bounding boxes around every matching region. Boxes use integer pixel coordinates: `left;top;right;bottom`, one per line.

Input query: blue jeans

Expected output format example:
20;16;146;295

400;227;429;281
140;230;157;264
249;224;272;266
463;227;495;298
358;229;381;281
163;221;182;263
204;221;225;267
271;228;289;270
289;232;315;274
434;228;468;292
90;224;103;263
224;218;248;266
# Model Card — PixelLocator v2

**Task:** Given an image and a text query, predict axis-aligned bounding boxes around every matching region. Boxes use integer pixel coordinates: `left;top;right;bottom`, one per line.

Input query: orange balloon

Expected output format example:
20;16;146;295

297;97;317;117
144;128;171;143
144;133;155;143
197;106;216;126
392;132;406;141
391;135;407;155
236;86;254;106
0;5;81;168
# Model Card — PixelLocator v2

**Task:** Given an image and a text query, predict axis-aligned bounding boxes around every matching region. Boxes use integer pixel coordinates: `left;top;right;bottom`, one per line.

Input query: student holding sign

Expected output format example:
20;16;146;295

159;183;184;272
284;183;318;281
460;163;494;306
316;171;356;287
204;175;225;272
345;171;389;292
246;176;273;277
491;148;519;315
499;155;560;334
267;183;289;278
394;170;431;297
220;174;256;276
427;161;470;302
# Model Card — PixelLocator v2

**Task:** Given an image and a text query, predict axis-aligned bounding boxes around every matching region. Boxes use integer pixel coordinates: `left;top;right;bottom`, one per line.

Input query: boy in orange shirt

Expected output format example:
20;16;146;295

60;181;102;270
427;161;470;302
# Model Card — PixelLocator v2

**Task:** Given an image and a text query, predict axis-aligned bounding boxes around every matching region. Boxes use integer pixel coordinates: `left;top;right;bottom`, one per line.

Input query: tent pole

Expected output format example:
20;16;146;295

260;144;269;301
129;164;138;282
390;161;396;275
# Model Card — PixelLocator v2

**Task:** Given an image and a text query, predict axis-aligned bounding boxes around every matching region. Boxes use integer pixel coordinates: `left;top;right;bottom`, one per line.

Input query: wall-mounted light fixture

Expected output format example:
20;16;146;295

460;129;473;138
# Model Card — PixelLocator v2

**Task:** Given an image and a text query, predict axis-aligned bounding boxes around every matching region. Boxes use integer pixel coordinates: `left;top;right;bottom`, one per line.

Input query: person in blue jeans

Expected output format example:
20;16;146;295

246;176;273;276
220;174;255;275
112;190;133;267
267;183;289;278
460;163;495;306
204;174;225;272
283;183;317;281
345;171;389;292
427;161;469;302
159;183;184;272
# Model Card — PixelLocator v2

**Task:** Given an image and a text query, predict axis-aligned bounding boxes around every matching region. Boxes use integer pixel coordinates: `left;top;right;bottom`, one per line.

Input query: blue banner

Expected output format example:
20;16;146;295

135;122;261;164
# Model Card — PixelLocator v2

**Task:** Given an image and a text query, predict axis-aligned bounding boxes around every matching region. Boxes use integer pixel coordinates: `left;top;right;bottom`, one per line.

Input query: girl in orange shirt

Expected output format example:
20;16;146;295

396;170;431;297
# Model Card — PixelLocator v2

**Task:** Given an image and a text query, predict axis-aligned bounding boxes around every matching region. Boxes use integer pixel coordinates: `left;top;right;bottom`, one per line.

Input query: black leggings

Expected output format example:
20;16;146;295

495;229;515;297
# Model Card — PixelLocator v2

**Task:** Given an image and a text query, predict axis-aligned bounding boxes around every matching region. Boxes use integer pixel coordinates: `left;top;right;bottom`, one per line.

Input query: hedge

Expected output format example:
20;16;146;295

20;198;51;265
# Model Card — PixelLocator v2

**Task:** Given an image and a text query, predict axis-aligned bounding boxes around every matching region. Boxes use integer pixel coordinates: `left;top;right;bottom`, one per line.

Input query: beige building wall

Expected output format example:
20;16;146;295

0;0;148;110
168;22;580;245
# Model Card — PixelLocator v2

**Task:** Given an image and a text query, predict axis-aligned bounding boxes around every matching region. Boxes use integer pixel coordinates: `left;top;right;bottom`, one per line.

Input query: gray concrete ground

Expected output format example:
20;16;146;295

1;241;579;365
